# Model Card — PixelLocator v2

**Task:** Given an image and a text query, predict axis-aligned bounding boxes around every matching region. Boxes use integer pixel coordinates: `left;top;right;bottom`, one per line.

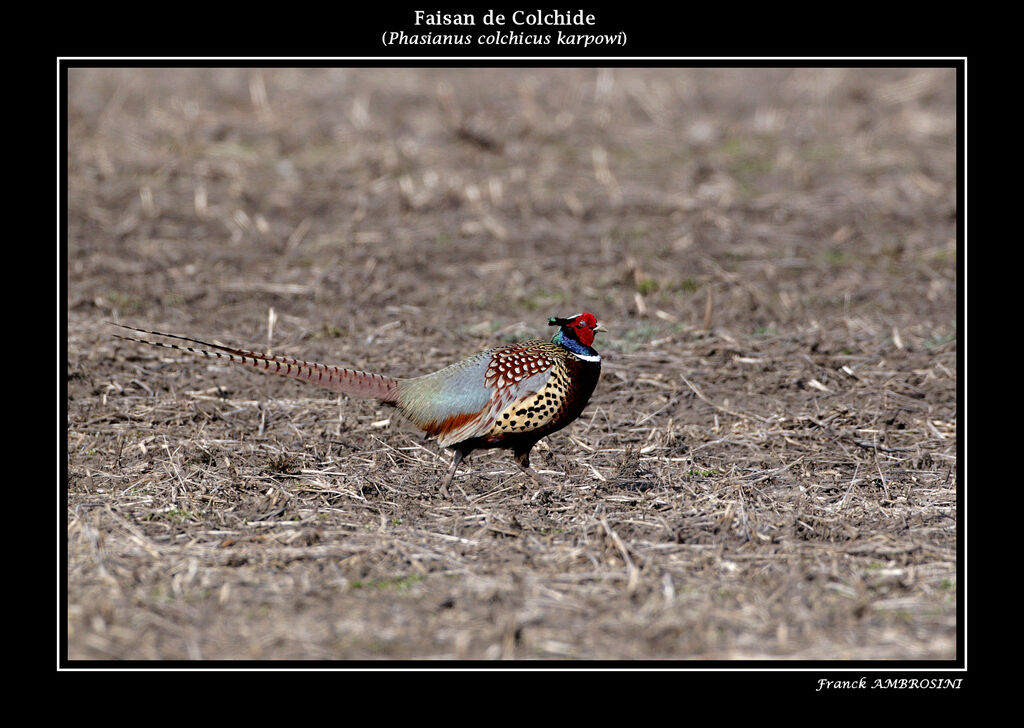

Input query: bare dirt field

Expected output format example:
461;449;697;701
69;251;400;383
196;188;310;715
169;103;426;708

65;67;958;662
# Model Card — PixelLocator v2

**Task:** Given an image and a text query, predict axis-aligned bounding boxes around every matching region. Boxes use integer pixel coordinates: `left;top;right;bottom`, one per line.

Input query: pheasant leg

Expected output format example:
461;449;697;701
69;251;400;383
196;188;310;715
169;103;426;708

514;447;555;491
439;448;465;499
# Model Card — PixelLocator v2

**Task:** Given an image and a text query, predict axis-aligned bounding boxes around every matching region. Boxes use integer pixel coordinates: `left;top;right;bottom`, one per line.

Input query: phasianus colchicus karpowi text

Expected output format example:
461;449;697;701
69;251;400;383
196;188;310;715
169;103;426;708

112;313;606;496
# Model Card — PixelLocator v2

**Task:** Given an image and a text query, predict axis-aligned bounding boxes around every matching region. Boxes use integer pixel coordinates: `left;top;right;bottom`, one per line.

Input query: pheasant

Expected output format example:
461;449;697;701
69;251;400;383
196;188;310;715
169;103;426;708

111;313;606;497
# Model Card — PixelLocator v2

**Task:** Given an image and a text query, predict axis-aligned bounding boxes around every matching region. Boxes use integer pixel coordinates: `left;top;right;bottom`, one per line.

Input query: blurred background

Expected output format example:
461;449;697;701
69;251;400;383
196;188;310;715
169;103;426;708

67;68;956;357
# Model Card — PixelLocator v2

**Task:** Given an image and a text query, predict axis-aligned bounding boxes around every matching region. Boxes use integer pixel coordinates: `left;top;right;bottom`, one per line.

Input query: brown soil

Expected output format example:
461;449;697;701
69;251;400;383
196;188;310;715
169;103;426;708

66;67;958;661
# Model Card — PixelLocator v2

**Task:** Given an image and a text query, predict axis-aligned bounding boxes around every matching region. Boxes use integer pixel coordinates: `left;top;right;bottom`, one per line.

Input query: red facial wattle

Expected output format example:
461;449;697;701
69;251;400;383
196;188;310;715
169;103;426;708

572;312;598;347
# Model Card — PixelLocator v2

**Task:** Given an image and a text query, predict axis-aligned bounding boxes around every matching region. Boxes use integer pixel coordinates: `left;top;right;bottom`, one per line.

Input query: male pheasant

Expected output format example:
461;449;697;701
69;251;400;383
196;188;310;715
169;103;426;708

111;313;606;496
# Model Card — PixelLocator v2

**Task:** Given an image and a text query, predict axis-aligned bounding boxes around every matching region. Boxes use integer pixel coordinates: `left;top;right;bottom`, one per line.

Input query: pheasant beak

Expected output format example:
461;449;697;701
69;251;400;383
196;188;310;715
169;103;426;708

594;323;608;334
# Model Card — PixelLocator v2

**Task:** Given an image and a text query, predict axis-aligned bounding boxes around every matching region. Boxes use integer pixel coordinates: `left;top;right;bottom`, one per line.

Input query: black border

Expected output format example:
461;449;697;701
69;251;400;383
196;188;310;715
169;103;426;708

58;45;966;692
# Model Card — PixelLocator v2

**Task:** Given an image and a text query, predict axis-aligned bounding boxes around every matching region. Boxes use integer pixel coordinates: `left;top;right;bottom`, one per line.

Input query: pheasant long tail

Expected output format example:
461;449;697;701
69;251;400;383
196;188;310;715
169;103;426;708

110;323;399;402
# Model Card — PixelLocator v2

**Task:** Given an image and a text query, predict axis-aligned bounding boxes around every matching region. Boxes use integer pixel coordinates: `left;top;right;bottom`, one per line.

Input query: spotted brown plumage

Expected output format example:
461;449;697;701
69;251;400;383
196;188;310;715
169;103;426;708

111;312;606;496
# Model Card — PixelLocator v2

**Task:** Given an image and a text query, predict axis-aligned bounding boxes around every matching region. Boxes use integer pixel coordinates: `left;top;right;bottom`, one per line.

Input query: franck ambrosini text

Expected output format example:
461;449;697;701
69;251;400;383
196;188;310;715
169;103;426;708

816;678;962;691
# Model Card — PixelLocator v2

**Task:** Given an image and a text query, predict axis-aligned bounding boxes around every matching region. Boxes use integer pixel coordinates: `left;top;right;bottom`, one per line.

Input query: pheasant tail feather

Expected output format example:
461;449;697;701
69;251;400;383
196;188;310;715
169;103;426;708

110;323;399;402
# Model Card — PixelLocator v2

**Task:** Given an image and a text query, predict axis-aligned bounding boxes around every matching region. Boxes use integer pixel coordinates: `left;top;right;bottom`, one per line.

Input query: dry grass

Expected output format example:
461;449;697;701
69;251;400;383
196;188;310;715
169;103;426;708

66;67;958;662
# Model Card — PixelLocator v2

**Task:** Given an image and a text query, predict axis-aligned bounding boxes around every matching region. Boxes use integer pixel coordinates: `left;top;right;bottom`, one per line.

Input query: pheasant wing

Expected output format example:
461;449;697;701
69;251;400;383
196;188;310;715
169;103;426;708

397;343;559;447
